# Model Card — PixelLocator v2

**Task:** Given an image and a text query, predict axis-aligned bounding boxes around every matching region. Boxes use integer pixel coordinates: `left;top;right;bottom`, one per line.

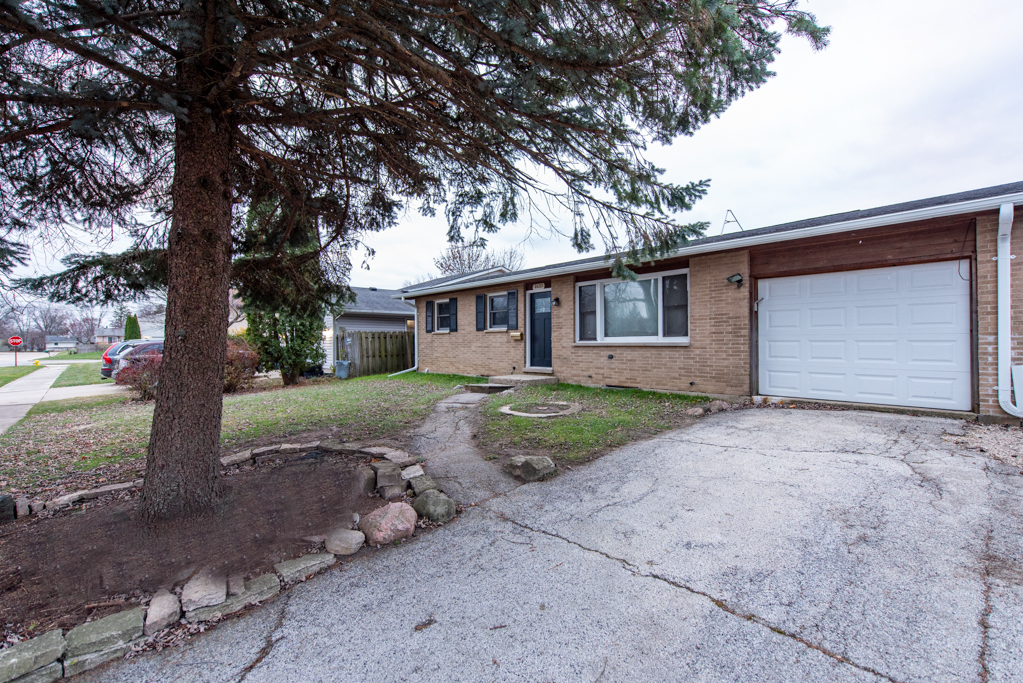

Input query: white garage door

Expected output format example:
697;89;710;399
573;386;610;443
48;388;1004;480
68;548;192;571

758;260;972;410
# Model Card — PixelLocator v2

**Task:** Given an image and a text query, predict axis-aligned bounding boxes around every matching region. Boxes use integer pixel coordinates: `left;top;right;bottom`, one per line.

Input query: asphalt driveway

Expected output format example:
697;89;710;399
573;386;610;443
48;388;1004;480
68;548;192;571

83;409;1022;682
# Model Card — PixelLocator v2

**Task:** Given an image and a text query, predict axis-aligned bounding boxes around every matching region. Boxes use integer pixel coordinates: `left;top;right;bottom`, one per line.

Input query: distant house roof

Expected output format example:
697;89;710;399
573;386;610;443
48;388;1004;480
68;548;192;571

398;180;1023;298
94;327;124;337
45;336;78;343
339;287;415;317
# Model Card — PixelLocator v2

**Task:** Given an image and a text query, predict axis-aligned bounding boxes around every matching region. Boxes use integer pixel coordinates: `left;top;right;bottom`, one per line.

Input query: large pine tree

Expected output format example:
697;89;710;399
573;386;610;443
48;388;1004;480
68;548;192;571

0;0;826;520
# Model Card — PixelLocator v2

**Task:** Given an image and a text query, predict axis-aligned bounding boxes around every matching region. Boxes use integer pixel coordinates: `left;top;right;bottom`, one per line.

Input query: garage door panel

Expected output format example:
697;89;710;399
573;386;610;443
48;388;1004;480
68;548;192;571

759;260;971;410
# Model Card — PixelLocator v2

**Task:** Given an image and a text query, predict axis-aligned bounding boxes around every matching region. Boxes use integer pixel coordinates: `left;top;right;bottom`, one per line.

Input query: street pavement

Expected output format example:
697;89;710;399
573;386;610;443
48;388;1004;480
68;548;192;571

80;409;1022;682
0;351;48;367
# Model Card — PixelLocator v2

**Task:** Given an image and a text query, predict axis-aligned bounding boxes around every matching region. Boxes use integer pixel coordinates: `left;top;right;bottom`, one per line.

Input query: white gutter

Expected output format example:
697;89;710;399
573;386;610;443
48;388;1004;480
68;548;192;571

388;296;419;377
996;203;1022;418
398;190;1023;298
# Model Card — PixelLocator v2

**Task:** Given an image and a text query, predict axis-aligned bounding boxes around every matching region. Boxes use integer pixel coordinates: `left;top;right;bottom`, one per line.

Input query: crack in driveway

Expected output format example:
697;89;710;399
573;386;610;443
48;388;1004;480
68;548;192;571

234;595;290;683
496;512;902;683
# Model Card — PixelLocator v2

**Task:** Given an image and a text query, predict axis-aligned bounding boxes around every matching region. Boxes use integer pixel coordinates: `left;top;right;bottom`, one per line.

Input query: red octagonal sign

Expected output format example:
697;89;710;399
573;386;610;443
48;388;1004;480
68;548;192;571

8;336;23;347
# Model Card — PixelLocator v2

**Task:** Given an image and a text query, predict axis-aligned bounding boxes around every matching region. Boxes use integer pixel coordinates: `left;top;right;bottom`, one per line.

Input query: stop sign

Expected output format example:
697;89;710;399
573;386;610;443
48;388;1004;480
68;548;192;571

8;336;23;347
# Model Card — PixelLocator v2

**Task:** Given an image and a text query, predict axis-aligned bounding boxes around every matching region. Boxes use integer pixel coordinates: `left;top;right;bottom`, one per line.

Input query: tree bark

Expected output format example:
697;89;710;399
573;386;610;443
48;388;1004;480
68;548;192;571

138;65;233;521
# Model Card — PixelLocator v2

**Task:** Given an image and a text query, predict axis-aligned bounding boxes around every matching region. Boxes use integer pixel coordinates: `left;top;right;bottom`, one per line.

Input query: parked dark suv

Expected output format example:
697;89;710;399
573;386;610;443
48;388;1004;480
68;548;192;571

100;340;144;379
111;341;164;379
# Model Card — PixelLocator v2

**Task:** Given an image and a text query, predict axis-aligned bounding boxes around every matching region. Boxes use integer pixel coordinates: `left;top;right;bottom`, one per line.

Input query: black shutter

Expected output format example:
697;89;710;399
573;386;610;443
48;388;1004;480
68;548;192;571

449;297;457;331
507;290;518;330
425;301;434;333
476;294;485;331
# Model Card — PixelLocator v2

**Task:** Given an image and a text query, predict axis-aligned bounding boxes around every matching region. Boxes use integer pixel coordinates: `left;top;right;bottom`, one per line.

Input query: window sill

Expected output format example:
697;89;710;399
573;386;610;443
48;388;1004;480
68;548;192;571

572;340;690;347
432;330;450;334
485;328;508;333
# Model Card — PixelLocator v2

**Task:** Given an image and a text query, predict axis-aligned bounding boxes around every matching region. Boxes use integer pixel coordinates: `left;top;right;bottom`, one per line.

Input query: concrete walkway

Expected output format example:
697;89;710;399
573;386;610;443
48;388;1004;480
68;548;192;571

40;382;129;402
410;392;520;505
82;409;1023;682
0;364;68;434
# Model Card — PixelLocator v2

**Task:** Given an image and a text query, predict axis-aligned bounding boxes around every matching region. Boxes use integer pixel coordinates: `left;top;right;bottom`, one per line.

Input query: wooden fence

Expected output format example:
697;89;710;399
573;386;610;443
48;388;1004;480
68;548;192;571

339;329;414;377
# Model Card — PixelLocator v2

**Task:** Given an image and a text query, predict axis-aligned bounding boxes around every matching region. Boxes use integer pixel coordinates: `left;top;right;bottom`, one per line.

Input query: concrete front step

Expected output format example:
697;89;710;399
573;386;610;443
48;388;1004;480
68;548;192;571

464;384;514;394
486;375;558;386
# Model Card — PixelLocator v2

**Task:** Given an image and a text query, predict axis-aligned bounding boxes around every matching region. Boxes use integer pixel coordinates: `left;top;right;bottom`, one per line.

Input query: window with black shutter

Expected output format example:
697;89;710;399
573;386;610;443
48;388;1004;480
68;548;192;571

476;295;485;331
449;297;457;331
436;300;450;331
425;300;434;333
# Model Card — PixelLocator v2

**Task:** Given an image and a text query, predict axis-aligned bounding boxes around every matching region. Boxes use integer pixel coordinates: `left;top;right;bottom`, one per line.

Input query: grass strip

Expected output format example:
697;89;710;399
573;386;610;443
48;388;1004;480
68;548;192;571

0;365;39;388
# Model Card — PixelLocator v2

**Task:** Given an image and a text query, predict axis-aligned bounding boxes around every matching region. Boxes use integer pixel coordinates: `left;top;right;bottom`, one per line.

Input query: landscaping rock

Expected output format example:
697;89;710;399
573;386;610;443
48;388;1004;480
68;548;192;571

255;454;282;465
220;450;252;467
412;490;457;524
372;463;402;488
379;484;407;501
65;608;144;658
62;639;142;677
11;661;62;683
14;497;29;519
79;481;137;500
274;553;336;584
0;630;65;683
400;464;425;480
180;571;227;612
409;475;439;495
143;590;180;636
325;528;365;555
685;406;706;417
0;495;16;523
319;440;364;454
43;491;83;511
359;502;416;545
354;466;376;495
300;441;320;451
280;443;301;454
251;444;280;457
186;574;281;622
362;446;416;467
227;574;245;596
504;455;557;482
28;501;44;514
708;400;731;413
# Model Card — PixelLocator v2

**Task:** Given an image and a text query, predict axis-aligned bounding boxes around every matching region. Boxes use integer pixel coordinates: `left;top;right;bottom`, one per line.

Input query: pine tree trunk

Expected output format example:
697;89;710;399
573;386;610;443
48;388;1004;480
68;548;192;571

138;85;233;521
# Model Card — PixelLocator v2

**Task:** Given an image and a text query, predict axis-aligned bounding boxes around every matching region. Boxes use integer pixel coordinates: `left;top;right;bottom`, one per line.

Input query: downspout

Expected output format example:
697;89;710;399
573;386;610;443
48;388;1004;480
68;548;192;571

388;296;419;377
996;203;1023;417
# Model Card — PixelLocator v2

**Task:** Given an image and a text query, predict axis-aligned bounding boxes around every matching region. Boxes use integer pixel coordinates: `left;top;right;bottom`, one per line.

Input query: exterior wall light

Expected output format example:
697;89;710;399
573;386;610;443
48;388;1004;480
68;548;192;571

552;297;560;306
726;273;744;288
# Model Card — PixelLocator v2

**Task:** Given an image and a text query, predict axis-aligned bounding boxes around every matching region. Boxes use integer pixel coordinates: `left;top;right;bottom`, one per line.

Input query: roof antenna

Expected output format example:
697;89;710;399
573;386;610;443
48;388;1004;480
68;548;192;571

721;210;744;235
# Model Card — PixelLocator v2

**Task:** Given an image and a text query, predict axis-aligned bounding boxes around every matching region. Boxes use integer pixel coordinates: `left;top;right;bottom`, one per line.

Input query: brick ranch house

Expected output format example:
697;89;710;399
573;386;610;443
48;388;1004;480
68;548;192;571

397;181;1023;424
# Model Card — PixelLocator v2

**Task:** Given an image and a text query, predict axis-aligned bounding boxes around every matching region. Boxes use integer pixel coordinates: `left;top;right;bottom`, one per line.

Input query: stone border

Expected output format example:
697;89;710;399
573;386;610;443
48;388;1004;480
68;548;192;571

498;401;582;418
0;438;467;681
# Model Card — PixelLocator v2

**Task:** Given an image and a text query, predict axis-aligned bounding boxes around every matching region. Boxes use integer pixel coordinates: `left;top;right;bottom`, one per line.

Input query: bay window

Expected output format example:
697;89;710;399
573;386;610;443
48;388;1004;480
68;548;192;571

575;269;689;343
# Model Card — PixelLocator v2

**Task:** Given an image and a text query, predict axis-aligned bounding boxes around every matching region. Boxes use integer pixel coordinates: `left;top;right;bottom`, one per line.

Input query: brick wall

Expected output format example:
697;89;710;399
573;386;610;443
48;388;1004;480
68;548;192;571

415;285;527;376
415;250;752;397
976;210;1023;420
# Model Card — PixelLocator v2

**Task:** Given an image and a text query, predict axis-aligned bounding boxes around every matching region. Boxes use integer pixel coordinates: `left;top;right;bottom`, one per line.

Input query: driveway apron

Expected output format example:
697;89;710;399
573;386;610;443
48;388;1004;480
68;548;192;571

79;409;1022;683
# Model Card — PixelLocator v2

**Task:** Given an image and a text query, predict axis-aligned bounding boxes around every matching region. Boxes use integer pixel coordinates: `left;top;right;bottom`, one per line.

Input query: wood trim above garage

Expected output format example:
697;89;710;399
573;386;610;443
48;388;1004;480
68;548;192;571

750;215;977;279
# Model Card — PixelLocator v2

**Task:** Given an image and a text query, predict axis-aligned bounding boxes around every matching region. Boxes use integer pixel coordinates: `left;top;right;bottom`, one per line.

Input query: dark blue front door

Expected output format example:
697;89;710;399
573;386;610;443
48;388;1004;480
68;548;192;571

530;292;552;368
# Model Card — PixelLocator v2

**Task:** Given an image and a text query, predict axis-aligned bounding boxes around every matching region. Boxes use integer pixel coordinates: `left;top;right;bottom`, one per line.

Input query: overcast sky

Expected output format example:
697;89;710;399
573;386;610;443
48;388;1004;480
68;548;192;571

13;0;1023;294
351;0;1023;289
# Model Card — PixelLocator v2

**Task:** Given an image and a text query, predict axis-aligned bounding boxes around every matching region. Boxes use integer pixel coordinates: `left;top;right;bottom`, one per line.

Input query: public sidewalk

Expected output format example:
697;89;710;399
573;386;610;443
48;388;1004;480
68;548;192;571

0;364;69;434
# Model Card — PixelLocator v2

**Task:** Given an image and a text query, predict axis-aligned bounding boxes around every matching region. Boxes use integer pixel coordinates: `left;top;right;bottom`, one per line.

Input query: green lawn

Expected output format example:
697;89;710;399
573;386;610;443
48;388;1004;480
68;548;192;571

50;362;111;388
48;350;107;360
0;372;474;495
479;383;708;462
0;365;39;388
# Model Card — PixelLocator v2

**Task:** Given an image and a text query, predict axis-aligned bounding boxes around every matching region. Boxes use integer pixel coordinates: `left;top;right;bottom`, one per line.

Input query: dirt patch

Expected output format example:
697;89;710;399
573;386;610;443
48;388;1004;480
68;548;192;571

951;422;1023;470
0;452;383;640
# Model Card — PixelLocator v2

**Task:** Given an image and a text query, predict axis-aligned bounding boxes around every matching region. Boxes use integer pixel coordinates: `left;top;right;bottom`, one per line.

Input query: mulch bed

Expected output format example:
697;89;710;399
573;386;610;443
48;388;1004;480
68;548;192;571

0;451;386;642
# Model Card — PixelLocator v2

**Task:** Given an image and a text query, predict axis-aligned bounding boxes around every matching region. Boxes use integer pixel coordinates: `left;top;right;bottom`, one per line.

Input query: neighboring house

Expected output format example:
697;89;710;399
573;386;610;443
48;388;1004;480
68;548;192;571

92;327;124;344
400;181;1023;424
326;286;417;368
45;335;79;352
